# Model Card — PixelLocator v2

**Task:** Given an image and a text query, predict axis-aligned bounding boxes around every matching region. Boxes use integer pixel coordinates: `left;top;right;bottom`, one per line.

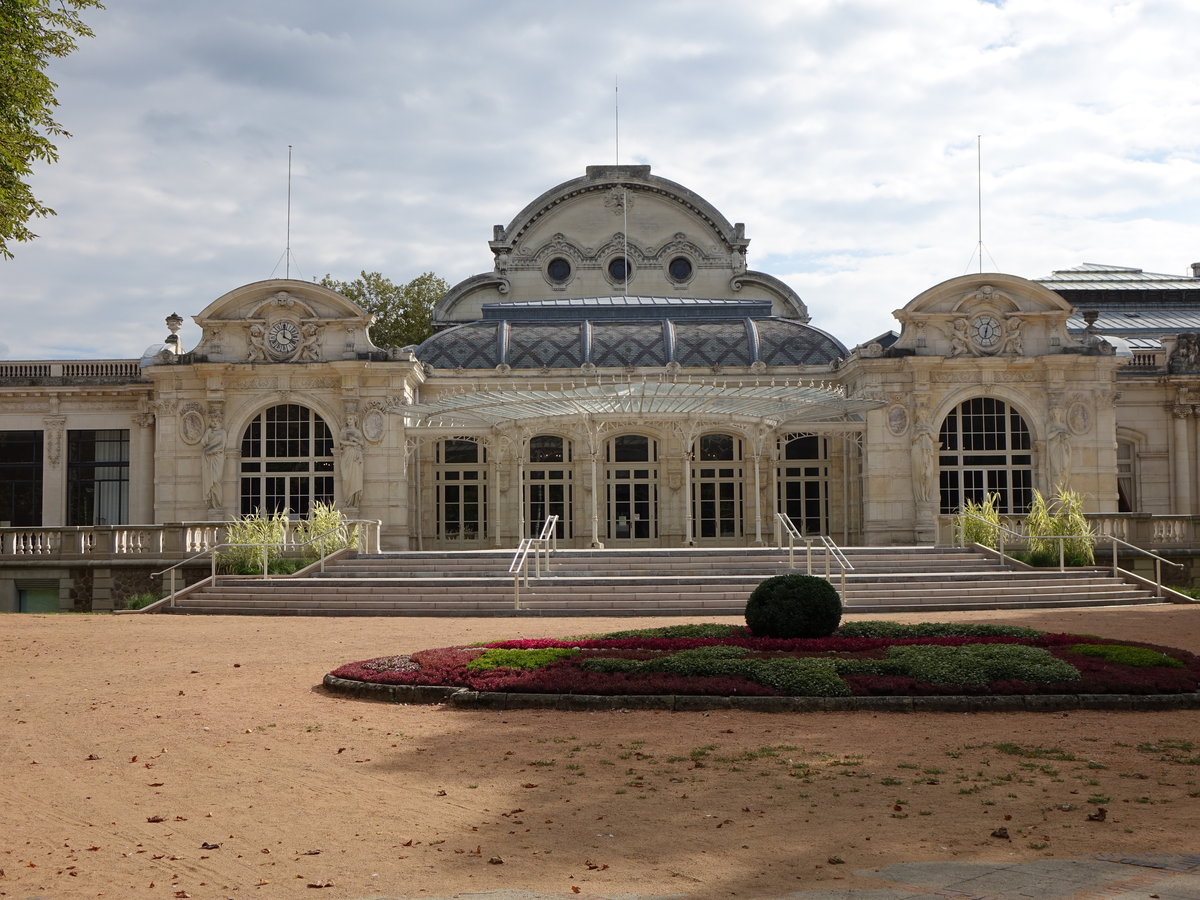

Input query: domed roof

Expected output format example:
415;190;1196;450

414;315;846;370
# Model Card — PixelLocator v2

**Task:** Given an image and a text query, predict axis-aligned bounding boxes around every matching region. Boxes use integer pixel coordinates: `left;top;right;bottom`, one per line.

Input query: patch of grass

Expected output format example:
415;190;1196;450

994;743;1079;761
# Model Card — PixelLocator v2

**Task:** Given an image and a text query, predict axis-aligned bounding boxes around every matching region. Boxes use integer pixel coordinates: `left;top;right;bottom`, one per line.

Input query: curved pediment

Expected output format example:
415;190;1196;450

891;273;1081;358
189;279;381;364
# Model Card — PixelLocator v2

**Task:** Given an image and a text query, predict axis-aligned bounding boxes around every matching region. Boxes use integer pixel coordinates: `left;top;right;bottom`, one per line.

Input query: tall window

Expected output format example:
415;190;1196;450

777;434;828;534
0;431;43;526
526;435;572;538
693;433;743;539
239;405;334;516
606;434;658;540
1116;437;1138;512
436;438;487;540
938;397;1032;514
68;430;129;525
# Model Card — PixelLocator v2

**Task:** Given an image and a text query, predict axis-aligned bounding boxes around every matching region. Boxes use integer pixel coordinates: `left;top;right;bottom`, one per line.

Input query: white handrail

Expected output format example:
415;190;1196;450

773;512;853;596
509;515;558;609
151;519;381;606
955;511;1182;597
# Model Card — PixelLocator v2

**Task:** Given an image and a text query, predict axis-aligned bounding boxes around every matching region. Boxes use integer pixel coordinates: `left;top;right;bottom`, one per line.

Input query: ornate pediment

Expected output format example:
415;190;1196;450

891;274;1076;359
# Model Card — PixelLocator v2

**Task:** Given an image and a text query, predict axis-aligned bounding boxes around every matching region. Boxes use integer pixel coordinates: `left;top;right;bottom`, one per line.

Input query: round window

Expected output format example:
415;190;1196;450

668;256;693;282
546;257;571;283
608;257;631;282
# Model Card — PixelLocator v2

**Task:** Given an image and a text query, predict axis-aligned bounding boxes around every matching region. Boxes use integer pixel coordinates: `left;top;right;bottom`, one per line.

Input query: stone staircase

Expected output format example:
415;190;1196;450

159;546;1169;616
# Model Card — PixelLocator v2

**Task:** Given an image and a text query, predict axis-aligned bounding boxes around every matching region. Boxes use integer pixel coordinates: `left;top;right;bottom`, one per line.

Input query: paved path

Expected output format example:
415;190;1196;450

353;853;1200;900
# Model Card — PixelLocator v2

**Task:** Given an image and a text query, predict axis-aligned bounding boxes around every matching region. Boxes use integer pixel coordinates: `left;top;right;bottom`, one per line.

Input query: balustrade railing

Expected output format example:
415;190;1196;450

0;519;382;561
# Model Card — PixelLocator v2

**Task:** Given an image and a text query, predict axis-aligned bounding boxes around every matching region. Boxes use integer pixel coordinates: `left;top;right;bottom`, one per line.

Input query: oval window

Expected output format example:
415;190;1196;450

547;257;571;283
608;257;631;282
668;256;693;282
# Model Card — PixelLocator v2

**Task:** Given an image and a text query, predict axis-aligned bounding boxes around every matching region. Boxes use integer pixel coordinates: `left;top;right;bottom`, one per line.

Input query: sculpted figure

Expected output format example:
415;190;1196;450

201;415;227;510
247;323;269;362
911;428;935;504
1047;406;1071;487
1000;317;1023;356
949;318;970;357
297;323;321;362
340;416;365;507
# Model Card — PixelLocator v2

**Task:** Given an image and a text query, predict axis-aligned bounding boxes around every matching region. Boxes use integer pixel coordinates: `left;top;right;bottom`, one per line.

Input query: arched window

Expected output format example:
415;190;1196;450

937;398;1032;514
239;405;334;516
777;434;829;535
526;435;572;538
606;434;658;541
693;433;743;539
436;438;487;541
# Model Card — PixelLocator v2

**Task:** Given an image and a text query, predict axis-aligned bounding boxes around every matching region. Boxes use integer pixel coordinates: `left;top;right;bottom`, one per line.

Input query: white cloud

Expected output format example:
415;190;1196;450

5;0;1200;358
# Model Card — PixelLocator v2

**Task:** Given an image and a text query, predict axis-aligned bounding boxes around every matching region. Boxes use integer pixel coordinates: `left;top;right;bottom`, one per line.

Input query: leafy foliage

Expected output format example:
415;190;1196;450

1069;643;1184;669
291;501;358;561
879;644;1081;687
1024;487;1095;566
0;0;103;257
218;510;288;574
835;621;1043;639
959;492;1002;548
466;647;580;671
592;623;747;640
745;574;842;638
319;270;448;348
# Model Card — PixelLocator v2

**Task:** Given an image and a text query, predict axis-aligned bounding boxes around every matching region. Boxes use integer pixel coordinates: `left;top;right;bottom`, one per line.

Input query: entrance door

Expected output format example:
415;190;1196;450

606;435;658;543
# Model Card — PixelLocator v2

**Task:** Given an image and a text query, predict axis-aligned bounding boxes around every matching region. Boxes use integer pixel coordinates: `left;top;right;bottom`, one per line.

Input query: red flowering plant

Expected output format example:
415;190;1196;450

326;621;1200;699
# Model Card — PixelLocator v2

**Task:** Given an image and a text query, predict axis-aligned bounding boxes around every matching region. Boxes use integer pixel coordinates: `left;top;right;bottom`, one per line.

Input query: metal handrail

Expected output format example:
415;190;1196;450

955;511;1182;597
773;512;853;596
509;515;558;609
150;519;381;607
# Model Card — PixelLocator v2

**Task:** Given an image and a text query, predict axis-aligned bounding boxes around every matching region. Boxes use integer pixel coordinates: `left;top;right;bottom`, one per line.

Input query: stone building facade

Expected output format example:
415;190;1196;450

1;165;1196;610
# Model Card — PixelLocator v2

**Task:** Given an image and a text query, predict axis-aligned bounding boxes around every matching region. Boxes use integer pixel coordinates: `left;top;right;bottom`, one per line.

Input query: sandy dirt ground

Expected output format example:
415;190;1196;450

1;605;1198;900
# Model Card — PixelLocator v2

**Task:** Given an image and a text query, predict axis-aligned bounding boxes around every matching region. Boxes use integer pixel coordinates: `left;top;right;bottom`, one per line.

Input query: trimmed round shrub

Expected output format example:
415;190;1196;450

744;574;842;639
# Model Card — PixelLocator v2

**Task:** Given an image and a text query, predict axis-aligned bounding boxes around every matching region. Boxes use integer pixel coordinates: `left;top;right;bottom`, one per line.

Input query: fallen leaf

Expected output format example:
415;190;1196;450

148;782;164;787
200;843;220;850
130;755;138;763
572;887;581;894
86;754;100;761
990;827;1010;840
436;790;447;796
300;849;321;856
306;880;333;888
827;856;845;865
1087;808;1108;822
146;816;165;823
488;856;504;864
521;783;539;788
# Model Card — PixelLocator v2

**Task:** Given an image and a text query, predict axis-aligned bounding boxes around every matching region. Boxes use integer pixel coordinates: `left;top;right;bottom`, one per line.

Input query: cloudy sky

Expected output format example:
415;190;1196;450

6;0;1200;360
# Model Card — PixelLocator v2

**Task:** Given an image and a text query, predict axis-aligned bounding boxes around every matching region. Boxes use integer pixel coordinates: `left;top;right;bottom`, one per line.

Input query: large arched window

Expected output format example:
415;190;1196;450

239;404;334;516
938;397;1032;514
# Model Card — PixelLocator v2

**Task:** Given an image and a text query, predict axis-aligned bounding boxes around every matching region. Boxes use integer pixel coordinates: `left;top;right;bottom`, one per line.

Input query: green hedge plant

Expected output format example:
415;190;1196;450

745;574;842;639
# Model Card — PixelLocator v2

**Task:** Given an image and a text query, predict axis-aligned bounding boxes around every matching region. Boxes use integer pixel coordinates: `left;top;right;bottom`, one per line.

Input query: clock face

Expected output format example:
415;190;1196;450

266;320;301;355
970;315;1001;348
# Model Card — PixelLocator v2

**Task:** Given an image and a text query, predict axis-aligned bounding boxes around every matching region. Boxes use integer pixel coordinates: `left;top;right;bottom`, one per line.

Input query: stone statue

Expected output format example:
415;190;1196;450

247;323;269;361
201;414;227;510
911;428;935;504
297;323;321;362
949;318;970;357
1000;317;1023;356
1047;406;1071;488
340;415;365;507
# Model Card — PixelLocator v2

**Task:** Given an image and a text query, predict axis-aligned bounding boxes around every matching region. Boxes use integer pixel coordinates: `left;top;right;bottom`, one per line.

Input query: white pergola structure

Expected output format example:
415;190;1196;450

393;378;883;548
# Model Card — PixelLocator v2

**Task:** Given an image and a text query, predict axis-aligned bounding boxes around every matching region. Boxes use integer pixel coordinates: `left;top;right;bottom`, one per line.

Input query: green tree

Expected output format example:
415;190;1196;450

1;0;104;259
319;270;447;348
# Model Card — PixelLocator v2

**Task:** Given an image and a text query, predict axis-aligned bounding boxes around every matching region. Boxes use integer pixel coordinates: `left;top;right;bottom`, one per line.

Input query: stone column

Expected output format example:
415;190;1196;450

131;413;155;524
41;415;67;526
1172;405;1193;515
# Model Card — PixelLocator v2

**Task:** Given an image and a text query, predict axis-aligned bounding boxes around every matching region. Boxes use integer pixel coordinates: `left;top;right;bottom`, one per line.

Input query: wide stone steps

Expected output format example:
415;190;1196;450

160;546;1165;616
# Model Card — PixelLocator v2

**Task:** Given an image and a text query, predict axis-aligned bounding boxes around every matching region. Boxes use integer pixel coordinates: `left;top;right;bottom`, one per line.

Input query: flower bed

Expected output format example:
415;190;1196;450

327;622;1200;699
